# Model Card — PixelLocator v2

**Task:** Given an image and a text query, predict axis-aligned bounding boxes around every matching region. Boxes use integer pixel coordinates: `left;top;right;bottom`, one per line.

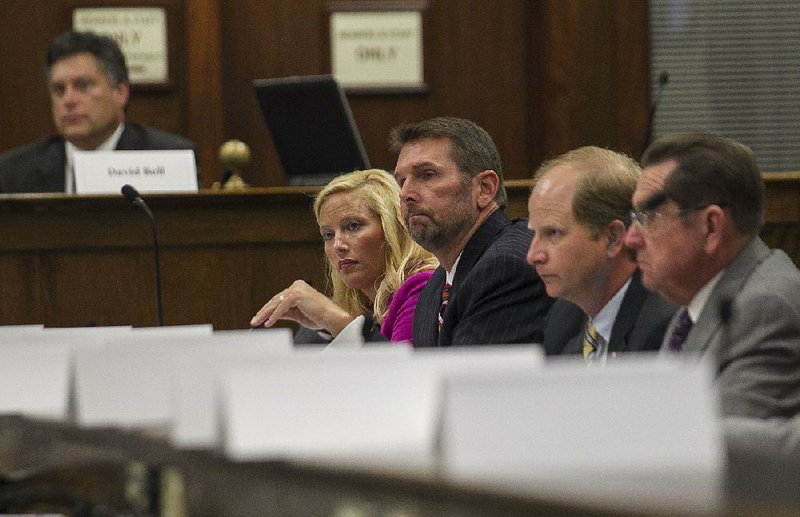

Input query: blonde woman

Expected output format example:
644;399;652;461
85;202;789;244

251;169;437;342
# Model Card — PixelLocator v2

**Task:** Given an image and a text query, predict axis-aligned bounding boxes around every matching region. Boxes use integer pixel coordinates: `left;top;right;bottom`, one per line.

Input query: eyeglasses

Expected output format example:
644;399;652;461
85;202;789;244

629;197;728;231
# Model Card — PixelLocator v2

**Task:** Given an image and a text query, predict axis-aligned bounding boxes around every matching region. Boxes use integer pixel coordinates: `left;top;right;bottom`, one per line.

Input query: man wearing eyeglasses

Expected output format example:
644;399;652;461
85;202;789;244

625;132;800;419
527;146;676;361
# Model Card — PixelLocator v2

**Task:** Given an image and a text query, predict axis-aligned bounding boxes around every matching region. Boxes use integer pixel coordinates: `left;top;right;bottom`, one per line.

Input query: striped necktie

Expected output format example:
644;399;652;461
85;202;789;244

583;320;602;359
438;283;451;333
666;308;693;353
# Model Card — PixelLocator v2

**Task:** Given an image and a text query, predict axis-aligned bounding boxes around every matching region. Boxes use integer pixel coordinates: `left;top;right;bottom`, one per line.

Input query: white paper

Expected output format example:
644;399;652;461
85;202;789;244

73;326;229;428
439;356;724;514
0;324;44;334
0;343;72;419
221;348;434;469
74;149;197;194
0;327;134;419
169;329;294;448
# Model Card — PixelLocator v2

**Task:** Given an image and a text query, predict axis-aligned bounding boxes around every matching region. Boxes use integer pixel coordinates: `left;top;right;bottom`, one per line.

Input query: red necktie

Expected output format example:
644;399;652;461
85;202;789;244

438;283;451;333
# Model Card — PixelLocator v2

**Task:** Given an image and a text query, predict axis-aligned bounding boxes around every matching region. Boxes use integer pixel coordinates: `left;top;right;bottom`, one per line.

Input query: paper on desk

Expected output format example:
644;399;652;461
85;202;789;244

221;345;545;473
0;326;134;419
0;324;44;334
439;356;723;515
73;328;291;429
0;343;71;419
170;329;294;448
221;347;433;468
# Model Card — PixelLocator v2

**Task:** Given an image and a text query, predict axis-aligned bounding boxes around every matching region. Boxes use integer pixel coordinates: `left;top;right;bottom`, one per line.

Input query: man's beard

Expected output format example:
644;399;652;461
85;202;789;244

405;199;476;254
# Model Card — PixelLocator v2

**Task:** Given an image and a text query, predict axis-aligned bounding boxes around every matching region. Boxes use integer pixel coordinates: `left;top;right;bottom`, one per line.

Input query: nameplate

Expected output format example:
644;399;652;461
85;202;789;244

221;346;543;472
73;325;217;428
222;348;432;469
439;356;723;513
74;150;198;194
0;326;135;419
169;329;294;448
0;342;72;419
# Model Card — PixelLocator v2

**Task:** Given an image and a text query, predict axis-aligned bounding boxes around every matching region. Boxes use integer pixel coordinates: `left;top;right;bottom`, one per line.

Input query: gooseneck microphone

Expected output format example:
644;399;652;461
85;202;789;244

121;184;164;326
641;71;670;158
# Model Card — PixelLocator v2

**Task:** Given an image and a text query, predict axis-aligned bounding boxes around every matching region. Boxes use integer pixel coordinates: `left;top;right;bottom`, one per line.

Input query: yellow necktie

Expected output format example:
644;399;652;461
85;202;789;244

583;321;600;359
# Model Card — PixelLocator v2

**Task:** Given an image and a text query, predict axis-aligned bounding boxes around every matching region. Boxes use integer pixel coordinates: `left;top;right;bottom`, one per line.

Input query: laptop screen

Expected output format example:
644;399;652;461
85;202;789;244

253;75;370;185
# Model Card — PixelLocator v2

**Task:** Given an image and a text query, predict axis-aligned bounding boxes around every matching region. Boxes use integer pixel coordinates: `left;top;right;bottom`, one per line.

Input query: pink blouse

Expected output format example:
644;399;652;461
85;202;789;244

380;269;435;343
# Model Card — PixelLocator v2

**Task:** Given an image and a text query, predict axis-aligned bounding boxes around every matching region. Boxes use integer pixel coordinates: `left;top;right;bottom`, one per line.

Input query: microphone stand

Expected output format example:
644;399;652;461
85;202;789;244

122;184;164;326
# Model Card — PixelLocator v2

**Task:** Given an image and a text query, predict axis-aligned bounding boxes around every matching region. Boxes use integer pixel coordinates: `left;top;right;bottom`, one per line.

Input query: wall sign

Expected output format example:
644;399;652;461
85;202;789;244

73;7;169;87
328;1;428;93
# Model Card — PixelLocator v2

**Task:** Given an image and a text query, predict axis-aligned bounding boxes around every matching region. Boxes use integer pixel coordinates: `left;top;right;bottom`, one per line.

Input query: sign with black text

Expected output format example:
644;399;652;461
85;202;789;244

74;150;198;194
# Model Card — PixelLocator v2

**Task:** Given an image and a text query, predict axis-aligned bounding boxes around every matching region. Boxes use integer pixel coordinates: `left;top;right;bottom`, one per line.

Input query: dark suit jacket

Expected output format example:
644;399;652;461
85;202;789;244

0;123;195;193
542;269;676;357
412;210;553;347
673;237;800;419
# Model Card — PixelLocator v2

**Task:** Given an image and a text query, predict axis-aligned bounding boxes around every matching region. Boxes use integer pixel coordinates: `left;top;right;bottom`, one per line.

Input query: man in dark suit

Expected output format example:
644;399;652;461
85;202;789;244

0;30;194;193
390;117;553;347
527;146;675;360
625;132;800;419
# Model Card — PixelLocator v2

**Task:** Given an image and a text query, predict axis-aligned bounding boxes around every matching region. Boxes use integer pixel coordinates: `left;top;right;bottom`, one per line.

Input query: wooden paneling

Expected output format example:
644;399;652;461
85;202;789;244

0;1;650;187
3;176;799;329
0;0;214;182
0;191;326;329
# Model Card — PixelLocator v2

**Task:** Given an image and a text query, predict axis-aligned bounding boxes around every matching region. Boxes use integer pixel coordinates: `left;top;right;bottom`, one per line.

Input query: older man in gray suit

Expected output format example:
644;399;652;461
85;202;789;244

625;132;800;420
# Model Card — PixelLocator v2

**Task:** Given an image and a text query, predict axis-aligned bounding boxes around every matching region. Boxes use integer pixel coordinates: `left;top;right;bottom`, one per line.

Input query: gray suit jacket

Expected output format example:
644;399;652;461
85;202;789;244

669;237;800;419
543;269;676;356
0;123;195;193
412;210;553;347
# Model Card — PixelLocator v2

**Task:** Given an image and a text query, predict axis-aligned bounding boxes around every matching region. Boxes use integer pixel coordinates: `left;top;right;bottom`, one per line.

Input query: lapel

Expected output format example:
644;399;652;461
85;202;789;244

28;140;67;192
565;316;587;354
414;266;446;347
684;237;771;354
450;210;509;300
608;270;648;353
114;123;137;150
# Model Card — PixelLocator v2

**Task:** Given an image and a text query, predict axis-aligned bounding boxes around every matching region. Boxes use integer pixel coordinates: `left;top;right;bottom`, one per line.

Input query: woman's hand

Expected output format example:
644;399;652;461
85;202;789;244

250;280;355;336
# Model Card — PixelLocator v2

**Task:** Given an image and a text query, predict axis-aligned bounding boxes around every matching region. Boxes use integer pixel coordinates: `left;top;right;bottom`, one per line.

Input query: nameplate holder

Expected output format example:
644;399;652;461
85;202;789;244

439;356;724;513
74;149;198;194
73;325;216;428
0;326;135;420
221;348;435;470
168;329;294;449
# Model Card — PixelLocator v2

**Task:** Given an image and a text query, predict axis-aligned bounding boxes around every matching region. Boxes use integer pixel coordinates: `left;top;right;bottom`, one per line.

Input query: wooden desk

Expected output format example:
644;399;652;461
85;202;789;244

0;189;326;329
0;415;669;517
2;176;799;329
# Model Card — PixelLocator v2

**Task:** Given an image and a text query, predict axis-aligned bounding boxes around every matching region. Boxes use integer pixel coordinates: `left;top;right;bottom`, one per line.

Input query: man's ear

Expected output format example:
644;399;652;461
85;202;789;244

605;219;627;258
701;205;727;254
115;81;130;111
475;170;499;209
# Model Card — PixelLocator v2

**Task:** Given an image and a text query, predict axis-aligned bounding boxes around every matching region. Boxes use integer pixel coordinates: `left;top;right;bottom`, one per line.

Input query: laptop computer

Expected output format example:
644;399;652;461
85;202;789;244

253;75;370;186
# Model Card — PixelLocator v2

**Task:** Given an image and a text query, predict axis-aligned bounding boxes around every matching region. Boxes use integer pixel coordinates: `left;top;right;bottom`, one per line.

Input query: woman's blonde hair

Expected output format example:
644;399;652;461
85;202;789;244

313;169;437;323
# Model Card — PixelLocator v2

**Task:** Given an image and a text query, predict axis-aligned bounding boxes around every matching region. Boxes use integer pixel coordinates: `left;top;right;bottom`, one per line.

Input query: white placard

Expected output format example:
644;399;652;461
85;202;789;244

73;7;169;85
0;327;134;419
169;329;294;449
0;324;44;335
0;343;72;419
440;356;724;514
73;326;216;428
222;348;434;469
330;11;424;89
74;150;197;194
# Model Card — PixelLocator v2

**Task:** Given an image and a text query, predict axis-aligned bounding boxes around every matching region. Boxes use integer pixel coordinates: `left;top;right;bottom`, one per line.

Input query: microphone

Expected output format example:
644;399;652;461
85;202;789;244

641;71;670;158
121;184;164;326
